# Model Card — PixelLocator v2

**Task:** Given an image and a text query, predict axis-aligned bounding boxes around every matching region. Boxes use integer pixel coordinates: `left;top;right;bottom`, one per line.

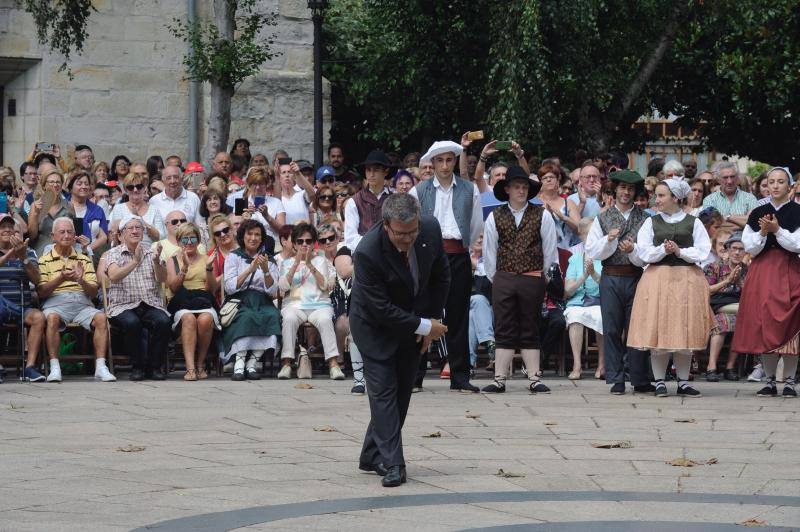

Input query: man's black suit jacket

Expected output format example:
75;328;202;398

350;216;450;361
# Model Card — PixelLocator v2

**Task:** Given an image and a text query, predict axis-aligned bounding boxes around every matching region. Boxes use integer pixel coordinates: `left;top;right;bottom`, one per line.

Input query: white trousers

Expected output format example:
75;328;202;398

281;306;339;361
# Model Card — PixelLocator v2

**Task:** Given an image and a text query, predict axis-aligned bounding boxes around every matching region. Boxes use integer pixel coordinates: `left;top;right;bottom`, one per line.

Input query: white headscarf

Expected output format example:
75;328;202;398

663;178;691;200
767;166;794;185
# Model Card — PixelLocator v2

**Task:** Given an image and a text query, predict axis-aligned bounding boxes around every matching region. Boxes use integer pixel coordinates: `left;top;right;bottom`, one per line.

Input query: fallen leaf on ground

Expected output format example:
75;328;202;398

117;445;145;453
313;425;336;432
705;457;718;464
674;418;696;423
737;518;767;527
590;441;632;449
294;383;314;389
495;468;525;478
544;421;558;426
422;431;441;438
666;458;700;467
465;412;481;419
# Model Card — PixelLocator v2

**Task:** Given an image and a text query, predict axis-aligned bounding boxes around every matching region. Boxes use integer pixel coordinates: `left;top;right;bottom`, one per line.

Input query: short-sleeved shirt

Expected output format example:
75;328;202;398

148;188;201;225
702;190;757;218
0;248;38;306
104;244;167;318
38;247;96;296
567;192;601;219
564;252;602;308
282;185;311;225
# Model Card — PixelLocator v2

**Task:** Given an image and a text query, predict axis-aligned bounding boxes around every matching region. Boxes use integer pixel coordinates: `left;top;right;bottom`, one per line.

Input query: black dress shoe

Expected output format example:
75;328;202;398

381;465;406;487
149;369;167;381
450;379;479;393
358;462;388;476
633;383;656;393
723;369;740;381
129;369;145;381
246;369;261;380
610;382;625;395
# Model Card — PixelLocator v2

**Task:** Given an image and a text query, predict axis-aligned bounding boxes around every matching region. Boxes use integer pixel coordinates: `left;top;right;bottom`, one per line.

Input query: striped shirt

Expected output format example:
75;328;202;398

0;248;38;307
38;247;97;295
702;189;757;217
104;244;167;318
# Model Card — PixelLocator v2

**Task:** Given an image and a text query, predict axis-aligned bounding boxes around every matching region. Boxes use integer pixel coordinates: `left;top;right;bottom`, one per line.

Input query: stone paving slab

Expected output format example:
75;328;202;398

0;375;798;531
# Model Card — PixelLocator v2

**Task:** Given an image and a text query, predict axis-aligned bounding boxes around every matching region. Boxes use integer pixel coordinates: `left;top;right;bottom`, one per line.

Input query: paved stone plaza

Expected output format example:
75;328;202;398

0;374;798;531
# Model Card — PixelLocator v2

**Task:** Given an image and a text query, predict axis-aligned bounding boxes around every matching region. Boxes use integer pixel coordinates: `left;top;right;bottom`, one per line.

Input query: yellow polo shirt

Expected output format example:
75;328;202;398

38;247;97;295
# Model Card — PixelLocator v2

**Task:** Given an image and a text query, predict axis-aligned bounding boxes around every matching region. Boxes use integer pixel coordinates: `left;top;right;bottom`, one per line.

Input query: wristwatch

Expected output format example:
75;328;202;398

22;258;30;265
206;266;213;272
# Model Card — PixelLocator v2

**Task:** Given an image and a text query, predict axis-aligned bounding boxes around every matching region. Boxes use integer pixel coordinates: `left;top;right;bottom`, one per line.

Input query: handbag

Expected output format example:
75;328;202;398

219;268;256;327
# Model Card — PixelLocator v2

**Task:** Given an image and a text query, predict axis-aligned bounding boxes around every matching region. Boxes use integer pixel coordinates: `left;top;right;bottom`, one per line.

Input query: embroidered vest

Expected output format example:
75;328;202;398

652;214;695;266
495;204;544;274
416;176;473;248
597;206;648;266
352;188;390;235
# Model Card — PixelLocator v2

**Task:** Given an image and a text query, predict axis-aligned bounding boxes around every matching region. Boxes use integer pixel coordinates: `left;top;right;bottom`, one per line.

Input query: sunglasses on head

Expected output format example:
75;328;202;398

318;235;336;244
294;238;314;245
318;195;334;201
179;236;199;245
169;218;188;226
125;183;145;192
213;226;231;237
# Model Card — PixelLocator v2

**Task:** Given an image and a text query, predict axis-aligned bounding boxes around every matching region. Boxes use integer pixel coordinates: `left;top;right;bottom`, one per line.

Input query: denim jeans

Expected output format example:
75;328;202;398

468;294;494;367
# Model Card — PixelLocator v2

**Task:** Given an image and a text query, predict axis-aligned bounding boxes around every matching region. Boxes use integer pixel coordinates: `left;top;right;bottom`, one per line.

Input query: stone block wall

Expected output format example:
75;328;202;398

0;0;329;168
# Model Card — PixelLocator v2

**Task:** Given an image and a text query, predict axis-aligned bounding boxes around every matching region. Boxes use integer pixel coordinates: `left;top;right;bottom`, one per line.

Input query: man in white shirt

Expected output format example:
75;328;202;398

148;165;201;224
410;140;484;392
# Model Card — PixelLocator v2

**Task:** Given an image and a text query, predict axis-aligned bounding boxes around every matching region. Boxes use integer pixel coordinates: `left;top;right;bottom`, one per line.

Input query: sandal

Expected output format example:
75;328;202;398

197;369;208;380
183;369;197;381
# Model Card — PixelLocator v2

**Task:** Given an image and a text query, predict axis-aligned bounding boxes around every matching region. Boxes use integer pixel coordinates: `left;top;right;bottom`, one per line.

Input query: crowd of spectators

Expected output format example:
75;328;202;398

0;138;796;399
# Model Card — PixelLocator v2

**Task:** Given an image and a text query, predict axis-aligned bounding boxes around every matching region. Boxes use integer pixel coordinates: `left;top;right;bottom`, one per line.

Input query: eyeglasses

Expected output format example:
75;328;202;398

125;224;144;232
386;224;419;239
125;183;145;192
318;195;334;201
179;236;199;245
116;161;130;167
318;235;336;244
213;227;231;237
294;238;314;245
169;218;188;226
336;192;350;198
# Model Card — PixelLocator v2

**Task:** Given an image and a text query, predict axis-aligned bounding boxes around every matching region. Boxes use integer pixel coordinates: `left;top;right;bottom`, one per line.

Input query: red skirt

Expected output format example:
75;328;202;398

731;248;800;355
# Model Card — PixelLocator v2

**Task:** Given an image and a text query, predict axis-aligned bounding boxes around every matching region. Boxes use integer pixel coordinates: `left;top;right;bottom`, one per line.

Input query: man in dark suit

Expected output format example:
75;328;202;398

350;193;451;487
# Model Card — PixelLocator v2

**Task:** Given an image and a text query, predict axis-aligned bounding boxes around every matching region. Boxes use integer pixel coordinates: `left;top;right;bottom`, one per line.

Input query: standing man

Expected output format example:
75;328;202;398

74;145;95;171
351;193;450;487
481;167;558;393
585;170;654;395
328;142;358;183
212;152;234;183
410;140;483;392
702;161;757;230
344;150;393;251
149;165;201;225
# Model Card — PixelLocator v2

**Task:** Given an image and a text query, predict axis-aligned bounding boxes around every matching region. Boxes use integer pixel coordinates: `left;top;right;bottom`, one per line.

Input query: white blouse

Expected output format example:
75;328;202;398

635;210;711;265
741;200;800;257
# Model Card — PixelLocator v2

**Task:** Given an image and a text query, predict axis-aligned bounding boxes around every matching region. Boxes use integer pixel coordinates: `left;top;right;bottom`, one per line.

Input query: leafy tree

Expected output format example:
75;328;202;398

20;0;95;76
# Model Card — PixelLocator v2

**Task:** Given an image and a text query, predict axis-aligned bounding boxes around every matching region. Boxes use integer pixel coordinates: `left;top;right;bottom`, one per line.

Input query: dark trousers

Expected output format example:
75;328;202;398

599;274;650;385
360;344;421;467
444;252;471;380
491;271;546;349
110;303;171;371
541;306;566;365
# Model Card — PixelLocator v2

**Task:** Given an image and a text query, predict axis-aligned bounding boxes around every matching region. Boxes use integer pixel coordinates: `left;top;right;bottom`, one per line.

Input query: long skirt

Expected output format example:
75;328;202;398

732;248;800;355
221;289;282;363
627;264;713;351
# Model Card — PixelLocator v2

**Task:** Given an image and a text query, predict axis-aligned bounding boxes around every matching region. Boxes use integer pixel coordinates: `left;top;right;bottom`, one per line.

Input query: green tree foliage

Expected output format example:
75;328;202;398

21;0;95;75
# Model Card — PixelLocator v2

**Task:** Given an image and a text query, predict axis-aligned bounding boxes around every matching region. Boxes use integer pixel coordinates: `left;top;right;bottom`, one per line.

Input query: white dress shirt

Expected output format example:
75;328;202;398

343;187;390;251
584;205;645;267
482;203;558;282
741;199;800;256
409;175;484;247
149;188;201;225
635;210;711;265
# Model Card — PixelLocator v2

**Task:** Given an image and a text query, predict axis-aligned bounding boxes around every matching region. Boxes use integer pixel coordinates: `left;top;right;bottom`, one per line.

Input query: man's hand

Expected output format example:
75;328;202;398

618;238;634;254
290;161;300;175
607;228;620;242
427;319;448;342
155;242;163;260
481;140;498;158
460;131;472;149
11;236;29;260
133;242;145;264
511;141;524;159
418;334;432;354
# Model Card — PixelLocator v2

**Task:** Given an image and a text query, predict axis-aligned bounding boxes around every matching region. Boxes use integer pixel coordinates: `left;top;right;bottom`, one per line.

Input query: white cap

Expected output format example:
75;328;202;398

119;215;144;230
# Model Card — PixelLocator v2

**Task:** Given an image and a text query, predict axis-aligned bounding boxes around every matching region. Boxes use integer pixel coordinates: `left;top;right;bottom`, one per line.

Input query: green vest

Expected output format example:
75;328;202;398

652;214;695;266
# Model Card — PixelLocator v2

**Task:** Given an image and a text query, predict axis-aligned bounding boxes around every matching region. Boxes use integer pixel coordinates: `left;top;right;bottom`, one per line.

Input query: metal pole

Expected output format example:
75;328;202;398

187;0;199;162
313;10;323;169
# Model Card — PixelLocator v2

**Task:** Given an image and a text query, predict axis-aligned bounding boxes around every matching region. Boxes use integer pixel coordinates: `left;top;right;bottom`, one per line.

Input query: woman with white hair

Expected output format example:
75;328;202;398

627;178;713;398
662;160;685;180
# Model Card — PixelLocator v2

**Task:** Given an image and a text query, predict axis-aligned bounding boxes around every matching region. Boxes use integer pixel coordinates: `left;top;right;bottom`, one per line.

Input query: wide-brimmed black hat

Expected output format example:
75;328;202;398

357;150;394;169
493;165;541;202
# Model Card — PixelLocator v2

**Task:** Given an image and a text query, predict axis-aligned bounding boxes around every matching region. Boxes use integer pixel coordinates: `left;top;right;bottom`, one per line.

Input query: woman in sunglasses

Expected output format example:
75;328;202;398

313;185;338;224
277;223;343;380
166;222;220;381
110;171;165;245
206;213;239;302
334;183;354;221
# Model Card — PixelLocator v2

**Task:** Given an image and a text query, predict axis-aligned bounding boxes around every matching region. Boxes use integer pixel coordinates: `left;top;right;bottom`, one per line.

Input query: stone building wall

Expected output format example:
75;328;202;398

0;0;329;168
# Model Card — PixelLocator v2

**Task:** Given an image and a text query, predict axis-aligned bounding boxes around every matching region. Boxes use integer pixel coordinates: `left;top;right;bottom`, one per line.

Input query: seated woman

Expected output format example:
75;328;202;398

166;222;220;381
703;231;748;382
207;213;239;304
67;170;108;257
563;218;605;380
222;219;281;381
277;222;344;380
27;167;74;257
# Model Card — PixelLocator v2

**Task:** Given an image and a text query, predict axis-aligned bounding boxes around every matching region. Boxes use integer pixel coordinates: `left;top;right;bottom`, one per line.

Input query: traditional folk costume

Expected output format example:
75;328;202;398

410;141;484;392
732;168;800;397
343;150;394;251
627;178;713;397
584;170;652;394
481;166;558;393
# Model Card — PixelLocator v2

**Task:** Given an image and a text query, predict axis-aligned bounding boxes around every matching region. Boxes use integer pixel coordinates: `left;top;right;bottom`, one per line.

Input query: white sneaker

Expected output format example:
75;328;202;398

748;364;765;382
277;364;292;380
95;365;117;382
329;365;345;381
46;364;62;383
